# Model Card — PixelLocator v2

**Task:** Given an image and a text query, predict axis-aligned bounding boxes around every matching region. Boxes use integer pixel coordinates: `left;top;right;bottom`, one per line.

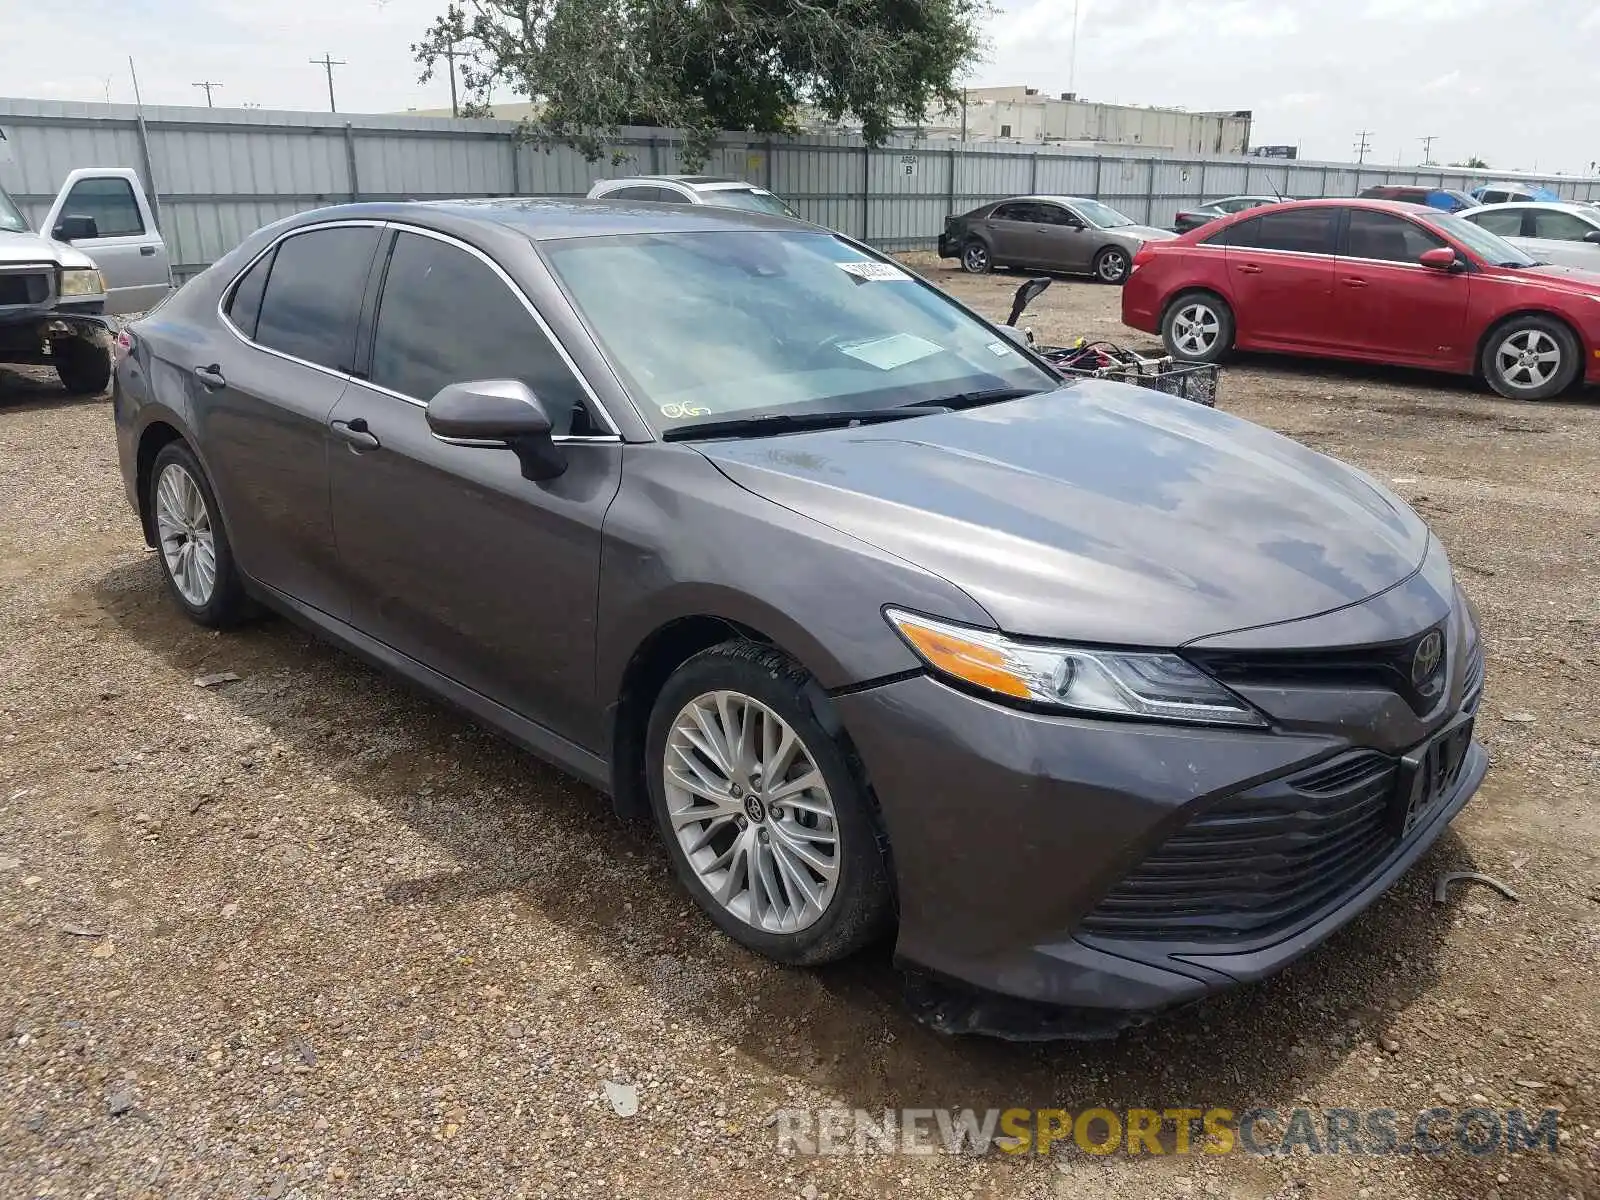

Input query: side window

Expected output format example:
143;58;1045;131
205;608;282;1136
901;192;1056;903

1480;190;1508;205
1250;209;1338;254
368;231;593;437
1205;216;1260;247
60;176;144;236
1529;209;1594;241
1036;205;1080;227
253;225;380;373
225;248;275;340
606;186;670;202
1343;210;1446;263
1469;208;1525;237
991;202;1036;222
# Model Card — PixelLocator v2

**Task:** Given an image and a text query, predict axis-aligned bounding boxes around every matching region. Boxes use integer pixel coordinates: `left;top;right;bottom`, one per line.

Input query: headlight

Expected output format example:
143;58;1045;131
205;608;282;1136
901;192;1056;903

885;609;1265;727
59;268;106;297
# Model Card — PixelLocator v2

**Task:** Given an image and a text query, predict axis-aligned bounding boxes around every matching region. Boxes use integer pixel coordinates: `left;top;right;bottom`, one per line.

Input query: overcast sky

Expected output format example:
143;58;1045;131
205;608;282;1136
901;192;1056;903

5;0;1600;174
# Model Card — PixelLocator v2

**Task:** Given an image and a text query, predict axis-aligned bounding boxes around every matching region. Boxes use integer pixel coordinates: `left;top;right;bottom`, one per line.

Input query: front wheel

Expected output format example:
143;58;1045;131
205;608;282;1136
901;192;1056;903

645;641;894;966
961;239;992;274
149;442;253;627
1162;292;1235;363
1481;316;1579;401
1093;246;1130;284
53;338;112;394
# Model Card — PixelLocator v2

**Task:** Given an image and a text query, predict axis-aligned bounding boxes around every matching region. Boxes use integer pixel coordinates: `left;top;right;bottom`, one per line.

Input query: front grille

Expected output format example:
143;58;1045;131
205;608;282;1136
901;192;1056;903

0;270;51;307
1186;623;1449;717
1078;752;1399;942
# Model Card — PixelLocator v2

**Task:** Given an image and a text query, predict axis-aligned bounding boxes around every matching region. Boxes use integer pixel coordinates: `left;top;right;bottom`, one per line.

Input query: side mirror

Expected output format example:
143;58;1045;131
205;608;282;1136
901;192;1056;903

426;379;566;481
53;214;99;242
1419;247;1460;271
1584;230;1600;245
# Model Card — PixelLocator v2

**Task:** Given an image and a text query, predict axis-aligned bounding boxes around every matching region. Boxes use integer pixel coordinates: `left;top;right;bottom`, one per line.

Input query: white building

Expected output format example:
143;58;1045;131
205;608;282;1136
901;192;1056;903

913;86;1253;155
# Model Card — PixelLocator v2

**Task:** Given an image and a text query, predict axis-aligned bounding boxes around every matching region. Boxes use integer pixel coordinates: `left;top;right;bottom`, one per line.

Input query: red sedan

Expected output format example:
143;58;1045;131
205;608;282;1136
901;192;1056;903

1122;198;1600;400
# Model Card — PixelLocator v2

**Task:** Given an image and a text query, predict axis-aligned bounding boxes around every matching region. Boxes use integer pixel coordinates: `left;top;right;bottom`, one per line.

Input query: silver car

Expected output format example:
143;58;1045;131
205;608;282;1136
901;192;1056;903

938;196;1177;284
1458;202;1600;271
587;174;797;217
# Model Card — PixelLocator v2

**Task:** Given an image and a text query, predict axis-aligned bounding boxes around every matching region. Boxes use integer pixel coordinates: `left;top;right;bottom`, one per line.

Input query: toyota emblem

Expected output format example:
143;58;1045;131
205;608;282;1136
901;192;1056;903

1411;630;1444;689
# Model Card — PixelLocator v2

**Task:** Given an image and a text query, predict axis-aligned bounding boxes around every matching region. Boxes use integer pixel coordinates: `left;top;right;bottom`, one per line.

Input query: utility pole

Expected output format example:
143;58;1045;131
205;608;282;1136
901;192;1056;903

1067;0;1081;96
443;43;463;117
192;81;223;108
1354;130;1373;165
310;53;346;113
1419;134;1437;165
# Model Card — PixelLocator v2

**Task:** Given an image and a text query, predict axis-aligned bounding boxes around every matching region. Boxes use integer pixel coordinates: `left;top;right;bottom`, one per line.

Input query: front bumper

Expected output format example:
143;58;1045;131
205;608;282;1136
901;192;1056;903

837;665;1485;1027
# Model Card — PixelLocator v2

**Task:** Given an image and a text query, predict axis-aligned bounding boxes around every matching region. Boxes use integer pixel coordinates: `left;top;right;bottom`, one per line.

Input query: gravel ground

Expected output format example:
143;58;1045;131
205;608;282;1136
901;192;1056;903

1;266;1597;1200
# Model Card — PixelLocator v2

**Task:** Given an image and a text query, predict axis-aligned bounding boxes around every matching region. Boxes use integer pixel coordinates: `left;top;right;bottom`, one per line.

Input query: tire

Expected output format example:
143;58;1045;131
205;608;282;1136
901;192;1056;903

1480;315;1580;401
960;239;992;274
148;441;252;627
644;640;894;966
1093;245;1131;285
1162;291;1235;363
53;337;112;395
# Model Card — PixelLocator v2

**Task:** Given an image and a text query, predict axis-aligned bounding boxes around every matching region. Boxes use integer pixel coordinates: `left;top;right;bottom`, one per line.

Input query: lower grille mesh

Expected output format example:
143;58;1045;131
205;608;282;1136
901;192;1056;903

1078;753;1399;942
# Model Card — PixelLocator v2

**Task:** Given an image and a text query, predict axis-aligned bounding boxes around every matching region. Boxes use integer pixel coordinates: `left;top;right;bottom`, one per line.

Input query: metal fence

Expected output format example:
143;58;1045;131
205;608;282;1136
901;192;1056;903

5;96;1598;280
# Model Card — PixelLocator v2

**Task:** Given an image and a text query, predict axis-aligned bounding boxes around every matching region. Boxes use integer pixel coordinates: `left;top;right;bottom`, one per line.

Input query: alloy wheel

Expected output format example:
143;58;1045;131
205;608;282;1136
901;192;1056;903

154;462;218;607
1171;302;1221;356
1097;250;1128;282
963;243;989;273
663;690;841;934
1494;328;1562;392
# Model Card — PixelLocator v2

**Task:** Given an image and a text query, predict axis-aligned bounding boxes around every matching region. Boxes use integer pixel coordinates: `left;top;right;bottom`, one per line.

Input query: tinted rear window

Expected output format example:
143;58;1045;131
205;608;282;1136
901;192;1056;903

225;248;274;339
1209;208;1338;253
253;226;380;373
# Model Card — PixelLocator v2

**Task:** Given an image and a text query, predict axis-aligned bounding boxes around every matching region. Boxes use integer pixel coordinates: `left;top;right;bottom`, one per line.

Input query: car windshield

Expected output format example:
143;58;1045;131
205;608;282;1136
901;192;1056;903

702;188;798;219
1423;211;1539;267
1072;199;1135;228
544;230;1058;436
0;187;28;234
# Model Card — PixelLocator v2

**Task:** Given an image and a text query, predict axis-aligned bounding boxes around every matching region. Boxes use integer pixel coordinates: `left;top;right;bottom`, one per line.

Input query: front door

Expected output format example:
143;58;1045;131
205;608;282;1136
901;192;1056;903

197;221;383;618
1218;207;1339;351
1333;209;1471;366
327;227;622;746
1522;207;1600;272
44;170;170;314
1035;203;1098;272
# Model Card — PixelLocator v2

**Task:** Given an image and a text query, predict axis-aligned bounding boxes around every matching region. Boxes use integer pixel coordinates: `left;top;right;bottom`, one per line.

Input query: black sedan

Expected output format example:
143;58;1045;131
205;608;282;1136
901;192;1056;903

1171;194;1280;233
111;199;1487;1034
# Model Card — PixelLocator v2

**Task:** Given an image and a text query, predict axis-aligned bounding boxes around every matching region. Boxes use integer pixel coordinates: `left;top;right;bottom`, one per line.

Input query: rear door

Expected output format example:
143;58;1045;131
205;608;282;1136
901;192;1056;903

202;221;383;618
1214;207;1339;350
43;168;170;314
985;202;1045;266
1332;208;1470;367
326;227;622;744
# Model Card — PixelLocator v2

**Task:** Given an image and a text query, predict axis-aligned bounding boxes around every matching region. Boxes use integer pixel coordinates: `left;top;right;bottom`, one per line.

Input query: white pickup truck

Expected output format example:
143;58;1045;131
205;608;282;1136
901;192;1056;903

0;167;171;394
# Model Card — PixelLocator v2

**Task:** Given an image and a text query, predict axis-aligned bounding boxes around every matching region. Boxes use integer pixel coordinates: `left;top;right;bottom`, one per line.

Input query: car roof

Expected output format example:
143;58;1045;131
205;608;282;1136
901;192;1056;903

293;197;805;241
1463;200;1591;213
608;174;762;191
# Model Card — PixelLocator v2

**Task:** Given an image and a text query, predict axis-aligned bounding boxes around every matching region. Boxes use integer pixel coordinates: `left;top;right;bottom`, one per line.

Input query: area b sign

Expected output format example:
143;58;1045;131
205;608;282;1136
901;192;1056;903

901;155;918;178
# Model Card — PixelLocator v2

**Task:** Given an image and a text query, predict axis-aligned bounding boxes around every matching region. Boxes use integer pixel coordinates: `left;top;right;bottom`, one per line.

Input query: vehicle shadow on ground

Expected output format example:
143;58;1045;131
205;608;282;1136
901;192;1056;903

93;554;1476;1127
0;369;107;413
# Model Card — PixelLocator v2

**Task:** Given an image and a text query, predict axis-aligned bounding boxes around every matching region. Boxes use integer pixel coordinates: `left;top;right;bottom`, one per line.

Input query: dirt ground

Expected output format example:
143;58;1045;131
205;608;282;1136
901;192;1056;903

1;264;1597;1200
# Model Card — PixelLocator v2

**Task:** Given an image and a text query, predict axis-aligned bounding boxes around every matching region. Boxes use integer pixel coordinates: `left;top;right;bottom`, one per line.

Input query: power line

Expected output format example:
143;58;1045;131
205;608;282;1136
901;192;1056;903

192;81;223;108
1354;130;1373;165
310;53;346;113
1419;134;1437;165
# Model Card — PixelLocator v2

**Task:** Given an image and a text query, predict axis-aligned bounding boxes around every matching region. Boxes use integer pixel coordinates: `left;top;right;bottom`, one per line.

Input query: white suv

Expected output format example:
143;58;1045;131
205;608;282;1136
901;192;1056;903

587;174;798;218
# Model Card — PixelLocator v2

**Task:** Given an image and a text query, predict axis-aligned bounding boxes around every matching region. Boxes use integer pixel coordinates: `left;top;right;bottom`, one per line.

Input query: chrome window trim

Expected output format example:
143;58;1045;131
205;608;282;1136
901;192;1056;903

343;375;622;445
215;217;627;441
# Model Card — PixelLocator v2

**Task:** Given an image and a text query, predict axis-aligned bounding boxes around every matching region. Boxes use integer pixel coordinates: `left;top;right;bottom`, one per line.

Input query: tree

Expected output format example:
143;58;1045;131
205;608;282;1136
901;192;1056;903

414;0;986;168
1449;156;1490;169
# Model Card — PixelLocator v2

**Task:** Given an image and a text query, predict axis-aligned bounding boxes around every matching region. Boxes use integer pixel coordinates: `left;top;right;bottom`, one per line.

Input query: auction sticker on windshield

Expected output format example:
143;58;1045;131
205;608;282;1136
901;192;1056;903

836;333;943;371
837;261;910;282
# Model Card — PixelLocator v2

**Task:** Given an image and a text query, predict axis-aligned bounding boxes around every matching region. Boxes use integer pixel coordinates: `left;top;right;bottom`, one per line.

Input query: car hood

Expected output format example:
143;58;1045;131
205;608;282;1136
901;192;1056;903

1500;261;1600;294
0;230;94;269
697;382;1430;646
1108;224;1178;243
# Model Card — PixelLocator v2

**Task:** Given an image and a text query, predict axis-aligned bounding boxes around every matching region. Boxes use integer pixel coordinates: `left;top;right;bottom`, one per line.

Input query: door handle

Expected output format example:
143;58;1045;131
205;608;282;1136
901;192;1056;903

1236;264;1263;274
1341;278;1369;288
193;364;226;390
139;245;156;256
330;417;380;450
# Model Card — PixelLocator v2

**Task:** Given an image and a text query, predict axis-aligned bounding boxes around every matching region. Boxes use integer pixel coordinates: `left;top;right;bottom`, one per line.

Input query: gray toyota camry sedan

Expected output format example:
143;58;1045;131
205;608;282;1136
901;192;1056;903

112;199;1486;1034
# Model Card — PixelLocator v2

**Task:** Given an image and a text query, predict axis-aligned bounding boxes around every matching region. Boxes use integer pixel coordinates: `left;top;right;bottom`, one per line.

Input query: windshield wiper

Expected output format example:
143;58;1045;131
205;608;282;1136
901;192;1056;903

662;405;947;442
916;385;1046;411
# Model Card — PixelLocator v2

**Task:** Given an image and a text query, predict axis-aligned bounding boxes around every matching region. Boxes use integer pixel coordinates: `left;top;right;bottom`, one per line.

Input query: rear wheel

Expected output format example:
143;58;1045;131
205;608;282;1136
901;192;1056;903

645;641;894;966
149;442;252;627
1162;292;1235;363
53;337;112;395
1093;246;1130;284
961;239;992;274
1481;315;1579;401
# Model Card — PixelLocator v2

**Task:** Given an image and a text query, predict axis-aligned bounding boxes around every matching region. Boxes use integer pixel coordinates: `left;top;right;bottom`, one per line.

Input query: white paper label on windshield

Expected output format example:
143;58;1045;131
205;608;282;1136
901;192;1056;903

836;333;942;371
986;341;1012;357
837;260;910;282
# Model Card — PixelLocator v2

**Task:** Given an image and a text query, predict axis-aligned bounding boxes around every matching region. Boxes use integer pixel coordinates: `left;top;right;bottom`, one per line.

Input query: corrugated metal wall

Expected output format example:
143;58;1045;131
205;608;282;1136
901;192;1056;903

4;96;1597;276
